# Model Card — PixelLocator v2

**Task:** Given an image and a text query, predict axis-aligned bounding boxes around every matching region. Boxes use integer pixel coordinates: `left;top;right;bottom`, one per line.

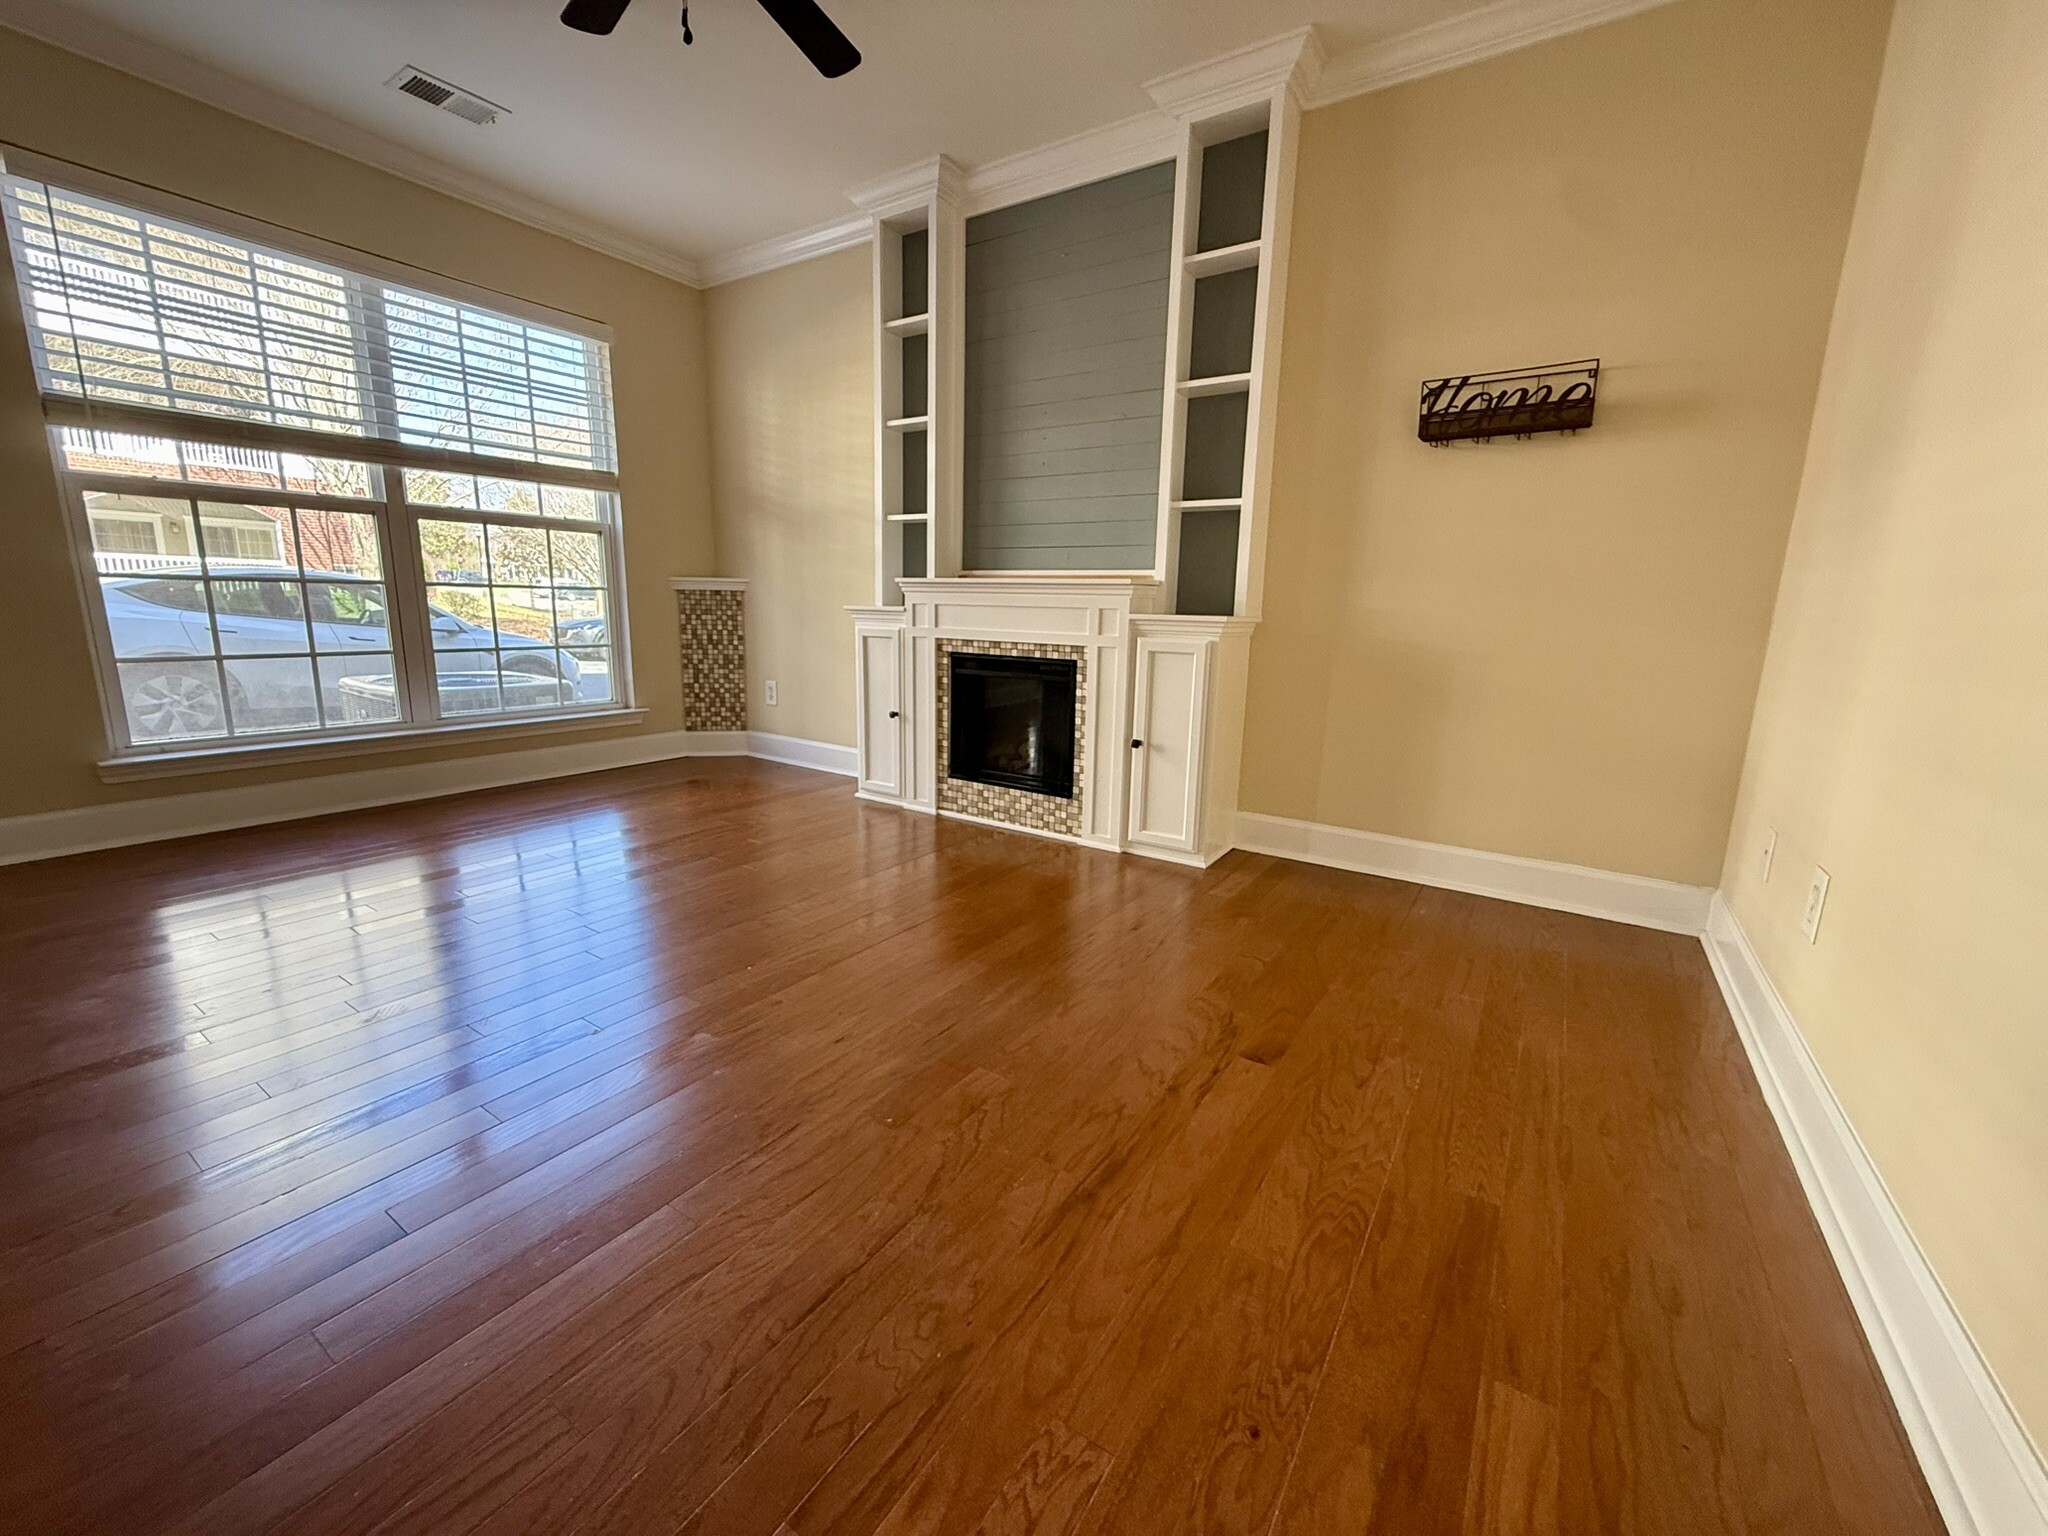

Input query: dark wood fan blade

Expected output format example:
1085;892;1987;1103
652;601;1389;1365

754;0;862;77
561;0;632;35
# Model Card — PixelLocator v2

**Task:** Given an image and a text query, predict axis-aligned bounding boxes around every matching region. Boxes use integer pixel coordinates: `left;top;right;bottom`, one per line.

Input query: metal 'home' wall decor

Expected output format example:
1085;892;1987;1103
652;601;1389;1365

1418;359;1599;445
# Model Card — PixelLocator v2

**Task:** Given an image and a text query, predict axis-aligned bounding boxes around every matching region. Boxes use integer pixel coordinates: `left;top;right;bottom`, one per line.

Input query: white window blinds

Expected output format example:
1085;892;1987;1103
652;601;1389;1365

1;175;616;474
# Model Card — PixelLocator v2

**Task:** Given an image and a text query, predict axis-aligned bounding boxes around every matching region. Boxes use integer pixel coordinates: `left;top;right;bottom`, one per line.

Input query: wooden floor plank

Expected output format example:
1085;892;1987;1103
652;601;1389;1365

0;758;1944;1536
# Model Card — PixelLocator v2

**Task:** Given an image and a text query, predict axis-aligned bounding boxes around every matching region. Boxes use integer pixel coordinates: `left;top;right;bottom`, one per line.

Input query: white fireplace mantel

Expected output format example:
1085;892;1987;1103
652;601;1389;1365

849;577;1253;864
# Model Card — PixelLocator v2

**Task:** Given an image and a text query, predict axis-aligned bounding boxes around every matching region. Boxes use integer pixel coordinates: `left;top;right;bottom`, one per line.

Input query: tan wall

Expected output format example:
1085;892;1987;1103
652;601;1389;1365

1722;0;2048;1450
0;28;713;820
1240;0;1892;885
704;246;873;747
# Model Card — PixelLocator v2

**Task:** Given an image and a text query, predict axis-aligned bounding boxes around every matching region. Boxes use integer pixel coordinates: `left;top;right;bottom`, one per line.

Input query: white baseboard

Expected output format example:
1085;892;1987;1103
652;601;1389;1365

0;728;749;866
1703;895;2048;1536
683;730;749;756
1232;811;1712;935
746;731;858;776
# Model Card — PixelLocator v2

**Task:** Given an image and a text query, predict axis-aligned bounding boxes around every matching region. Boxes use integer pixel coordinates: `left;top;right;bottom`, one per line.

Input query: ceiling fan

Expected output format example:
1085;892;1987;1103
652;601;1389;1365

560;0;861;79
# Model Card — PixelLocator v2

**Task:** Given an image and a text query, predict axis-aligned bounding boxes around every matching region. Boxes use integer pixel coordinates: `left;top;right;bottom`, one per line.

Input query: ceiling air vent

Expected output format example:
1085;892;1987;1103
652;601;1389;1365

384;67;506;127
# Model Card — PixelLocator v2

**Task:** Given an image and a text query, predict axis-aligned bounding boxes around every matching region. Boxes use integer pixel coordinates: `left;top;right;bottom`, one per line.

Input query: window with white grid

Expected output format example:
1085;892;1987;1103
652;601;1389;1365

2;161;633;760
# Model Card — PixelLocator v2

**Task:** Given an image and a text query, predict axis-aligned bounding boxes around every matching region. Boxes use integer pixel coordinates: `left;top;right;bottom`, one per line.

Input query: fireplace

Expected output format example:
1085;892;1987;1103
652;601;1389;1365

947;652;1078;799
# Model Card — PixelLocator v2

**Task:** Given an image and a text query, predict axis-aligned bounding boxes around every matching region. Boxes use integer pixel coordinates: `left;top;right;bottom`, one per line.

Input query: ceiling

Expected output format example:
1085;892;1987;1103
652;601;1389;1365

0;0;1617;279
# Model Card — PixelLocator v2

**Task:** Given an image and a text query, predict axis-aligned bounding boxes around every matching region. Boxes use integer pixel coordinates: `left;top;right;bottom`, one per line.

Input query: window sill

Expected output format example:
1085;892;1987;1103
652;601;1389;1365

97;707;649;782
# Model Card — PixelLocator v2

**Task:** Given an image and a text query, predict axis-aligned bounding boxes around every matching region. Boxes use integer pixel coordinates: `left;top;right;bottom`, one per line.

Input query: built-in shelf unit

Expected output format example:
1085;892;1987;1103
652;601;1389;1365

847;32;1318;866
1153;75;1303;620
856;158;964;605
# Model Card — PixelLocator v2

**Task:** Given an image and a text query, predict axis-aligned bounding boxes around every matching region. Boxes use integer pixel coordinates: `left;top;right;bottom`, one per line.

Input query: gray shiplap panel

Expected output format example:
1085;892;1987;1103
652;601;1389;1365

978;416;1164;456
965;388;1164;438
970;328;1170;388
967;255;1171;320
963;161;1173;572
967;280;1171;343
967;218;1175;292
969;300;1169;358
967;467;1160;500
969;169;1173;238
972;440;1162;479
970;507;1163;536
969;547;1156;571
969;353;1165;412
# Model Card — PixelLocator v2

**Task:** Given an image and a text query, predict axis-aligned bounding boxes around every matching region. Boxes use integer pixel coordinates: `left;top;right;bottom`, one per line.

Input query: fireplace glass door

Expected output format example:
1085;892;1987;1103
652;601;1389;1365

947;653;1078;798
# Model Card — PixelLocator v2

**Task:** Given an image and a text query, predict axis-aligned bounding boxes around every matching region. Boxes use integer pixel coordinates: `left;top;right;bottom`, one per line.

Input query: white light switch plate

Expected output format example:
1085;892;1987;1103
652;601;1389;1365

1801;865;1831;943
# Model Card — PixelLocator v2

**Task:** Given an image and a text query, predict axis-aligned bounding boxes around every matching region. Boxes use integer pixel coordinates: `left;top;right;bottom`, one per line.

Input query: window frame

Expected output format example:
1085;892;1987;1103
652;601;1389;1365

52;432;640;765
4;148;641;771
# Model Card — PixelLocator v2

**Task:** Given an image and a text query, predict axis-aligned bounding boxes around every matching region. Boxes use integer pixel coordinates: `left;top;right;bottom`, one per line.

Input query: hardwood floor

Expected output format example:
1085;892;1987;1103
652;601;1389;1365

0;758;1943;1535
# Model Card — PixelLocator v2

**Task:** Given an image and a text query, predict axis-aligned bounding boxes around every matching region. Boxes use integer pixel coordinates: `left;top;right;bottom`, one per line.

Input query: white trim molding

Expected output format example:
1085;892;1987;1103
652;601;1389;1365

849;155;965;219
668;576;752;592
1233;812;1712;935
1144;27;1327;119
695;214;870;288
1308;0;1681;106
683;730;749;757
1702;896;2048;1536
746;732;857;777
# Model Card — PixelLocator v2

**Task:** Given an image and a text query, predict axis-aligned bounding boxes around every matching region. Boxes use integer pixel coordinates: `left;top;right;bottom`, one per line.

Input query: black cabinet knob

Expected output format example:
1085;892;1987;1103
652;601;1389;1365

888;710;899;719
1130;738;1144;749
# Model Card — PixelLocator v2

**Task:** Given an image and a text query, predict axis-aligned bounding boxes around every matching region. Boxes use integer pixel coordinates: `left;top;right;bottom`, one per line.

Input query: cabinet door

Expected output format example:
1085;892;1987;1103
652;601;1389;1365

855;625;906;800
1126;635;1208;852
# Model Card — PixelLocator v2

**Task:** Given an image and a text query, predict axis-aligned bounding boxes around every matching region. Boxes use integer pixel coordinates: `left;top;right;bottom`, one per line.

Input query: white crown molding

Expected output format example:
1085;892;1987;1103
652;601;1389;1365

1144;26;1326;120
1308;0;1682;107
668;576;753;591
695;214;870;288
958;111;1180;219
1702;896;2048;1536
848;154;965;218
1233;811;1712;935
0;6;708;287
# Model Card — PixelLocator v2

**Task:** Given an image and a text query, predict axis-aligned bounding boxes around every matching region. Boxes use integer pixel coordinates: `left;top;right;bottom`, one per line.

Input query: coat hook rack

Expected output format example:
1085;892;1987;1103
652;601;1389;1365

1418;359;1599;445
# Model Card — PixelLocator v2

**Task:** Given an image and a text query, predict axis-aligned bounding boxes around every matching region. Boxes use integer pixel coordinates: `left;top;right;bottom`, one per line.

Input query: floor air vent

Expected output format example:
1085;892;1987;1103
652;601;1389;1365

385;67;505;127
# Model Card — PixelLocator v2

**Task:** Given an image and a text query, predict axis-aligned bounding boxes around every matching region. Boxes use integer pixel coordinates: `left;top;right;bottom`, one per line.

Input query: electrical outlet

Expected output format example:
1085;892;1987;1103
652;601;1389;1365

1760;827;1777;883
1800;866;1831;943
764;679;778;707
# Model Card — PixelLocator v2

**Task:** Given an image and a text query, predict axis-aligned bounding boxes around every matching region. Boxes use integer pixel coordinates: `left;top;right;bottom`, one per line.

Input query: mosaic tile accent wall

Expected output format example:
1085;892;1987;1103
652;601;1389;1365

936;638;1088;837
676;588;746;731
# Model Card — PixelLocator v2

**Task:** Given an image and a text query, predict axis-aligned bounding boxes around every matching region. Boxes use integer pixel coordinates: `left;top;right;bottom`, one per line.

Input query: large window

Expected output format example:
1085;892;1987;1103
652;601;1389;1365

2;160;631;759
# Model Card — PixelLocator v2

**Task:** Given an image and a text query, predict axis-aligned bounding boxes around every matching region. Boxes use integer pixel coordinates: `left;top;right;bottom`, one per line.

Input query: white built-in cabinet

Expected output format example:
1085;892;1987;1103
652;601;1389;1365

853;624;904;800
1125;616;1252;862
1126;634;1205;852
845;34;1315;865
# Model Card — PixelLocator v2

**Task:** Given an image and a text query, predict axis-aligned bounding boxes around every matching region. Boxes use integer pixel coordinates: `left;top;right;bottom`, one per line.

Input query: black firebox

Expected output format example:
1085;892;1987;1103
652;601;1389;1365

947;653;1078;799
